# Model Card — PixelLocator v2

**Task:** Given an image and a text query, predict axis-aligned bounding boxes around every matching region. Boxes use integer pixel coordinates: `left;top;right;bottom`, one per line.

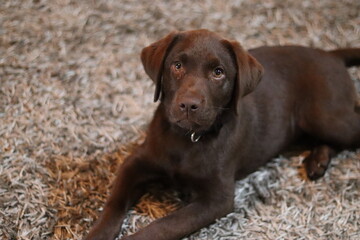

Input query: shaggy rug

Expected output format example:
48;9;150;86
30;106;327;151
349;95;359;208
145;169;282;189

0;0;359;239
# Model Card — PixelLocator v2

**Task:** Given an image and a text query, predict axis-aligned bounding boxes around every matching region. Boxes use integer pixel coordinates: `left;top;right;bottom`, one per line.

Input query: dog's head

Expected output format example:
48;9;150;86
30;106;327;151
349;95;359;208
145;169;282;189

141;29;263;132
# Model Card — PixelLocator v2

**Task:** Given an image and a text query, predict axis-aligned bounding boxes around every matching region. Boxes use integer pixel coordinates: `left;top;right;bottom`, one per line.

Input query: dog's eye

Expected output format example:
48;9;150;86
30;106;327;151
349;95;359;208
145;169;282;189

174;62;182;70
213;67;224;78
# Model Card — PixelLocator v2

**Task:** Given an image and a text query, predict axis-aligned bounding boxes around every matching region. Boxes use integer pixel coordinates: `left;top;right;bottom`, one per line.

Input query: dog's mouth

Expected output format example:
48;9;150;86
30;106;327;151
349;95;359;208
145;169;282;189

168;105;218;133
175;118;213;132
176;119;200;131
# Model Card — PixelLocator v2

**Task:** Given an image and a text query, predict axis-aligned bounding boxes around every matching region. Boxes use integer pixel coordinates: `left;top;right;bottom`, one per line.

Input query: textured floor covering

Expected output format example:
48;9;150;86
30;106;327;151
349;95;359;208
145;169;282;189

1;0;360;239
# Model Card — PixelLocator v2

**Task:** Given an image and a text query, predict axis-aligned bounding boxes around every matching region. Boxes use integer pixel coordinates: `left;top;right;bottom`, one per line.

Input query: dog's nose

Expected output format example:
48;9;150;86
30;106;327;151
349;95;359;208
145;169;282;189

179;98;201;112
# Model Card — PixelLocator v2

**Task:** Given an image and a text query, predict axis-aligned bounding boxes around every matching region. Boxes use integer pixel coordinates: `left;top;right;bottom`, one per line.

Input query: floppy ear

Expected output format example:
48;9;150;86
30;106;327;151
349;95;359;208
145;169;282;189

141;32;179;102
222;40;264;114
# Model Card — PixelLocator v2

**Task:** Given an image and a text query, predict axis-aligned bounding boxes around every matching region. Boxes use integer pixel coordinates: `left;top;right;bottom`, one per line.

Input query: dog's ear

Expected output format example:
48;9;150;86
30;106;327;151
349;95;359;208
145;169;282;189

141;32;179;102
222;40;264;114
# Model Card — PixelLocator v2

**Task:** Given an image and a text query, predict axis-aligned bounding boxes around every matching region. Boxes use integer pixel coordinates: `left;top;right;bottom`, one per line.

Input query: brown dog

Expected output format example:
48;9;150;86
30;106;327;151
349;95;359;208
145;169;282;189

85;29;360;240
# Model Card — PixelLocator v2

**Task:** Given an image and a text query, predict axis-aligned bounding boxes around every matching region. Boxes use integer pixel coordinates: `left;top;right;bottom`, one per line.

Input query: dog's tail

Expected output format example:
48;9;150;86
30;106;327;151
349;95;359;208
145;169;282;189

329;48;360;67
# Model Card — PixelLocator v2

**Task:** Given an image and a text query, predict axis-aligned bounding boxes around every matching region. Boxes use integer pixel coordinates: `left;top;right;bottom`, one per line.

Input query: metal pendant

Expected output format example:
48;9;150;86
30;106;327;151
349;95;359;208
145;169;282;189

191;132;201;142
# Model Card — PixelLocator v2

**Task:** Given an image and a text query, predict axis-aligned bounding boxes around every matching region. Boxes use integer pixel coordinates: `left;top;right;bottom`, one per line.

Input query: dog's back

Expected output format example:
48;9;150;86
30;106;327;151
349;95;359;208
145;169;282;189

249;46;360;115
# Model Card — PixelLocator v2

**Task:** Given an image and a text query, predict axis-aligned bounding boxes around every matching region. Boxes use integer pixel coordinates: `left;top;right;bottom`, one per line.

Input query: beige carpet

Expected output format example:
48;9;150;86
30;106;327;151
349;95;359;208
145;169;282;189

1;0;359;239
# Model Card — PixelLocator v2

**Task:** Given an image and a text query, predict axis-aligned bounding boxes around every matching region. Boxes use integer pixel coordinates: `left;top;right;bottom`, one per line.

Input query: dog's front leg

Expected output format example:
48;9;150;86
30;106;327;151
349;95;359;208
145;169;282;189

123;181;234;240
85;152;159;240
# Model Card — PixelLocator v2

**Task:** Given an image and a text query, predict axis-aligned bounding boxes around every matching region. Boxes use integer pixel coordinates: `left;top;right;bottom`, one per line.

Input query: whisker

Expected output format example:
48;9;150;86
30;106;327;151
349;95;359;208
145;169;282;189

185;130;192;136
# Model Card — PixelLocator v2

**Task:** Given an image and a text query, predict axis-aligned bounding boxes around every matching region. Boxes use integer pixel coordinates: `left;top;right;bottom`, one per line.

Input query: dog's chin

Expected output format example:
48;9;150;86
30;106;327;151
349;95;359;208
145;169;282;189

175;119;212;132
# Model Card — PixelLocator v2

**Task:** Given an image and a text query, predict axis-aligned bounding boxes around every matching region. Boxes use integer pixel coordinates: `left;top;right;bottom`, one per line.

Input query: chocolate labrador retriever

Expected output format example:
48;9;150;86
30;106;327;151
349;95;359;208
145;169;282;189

85;29;360;240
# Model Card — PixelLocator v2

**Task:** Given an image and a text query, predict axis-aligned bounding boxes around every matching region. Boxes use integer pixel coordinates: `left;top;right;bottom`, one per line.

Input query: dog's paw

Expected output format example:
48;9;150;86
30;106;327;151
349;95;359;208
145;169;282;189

303;146;333;180
84;229;119;240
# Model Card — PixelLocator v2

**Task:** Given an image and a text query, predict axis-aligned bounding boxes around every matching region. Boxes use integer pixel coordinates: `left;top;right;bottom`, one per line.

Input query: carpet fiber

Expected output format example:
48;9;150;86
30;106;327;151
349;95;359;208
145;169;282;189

1;0;359;239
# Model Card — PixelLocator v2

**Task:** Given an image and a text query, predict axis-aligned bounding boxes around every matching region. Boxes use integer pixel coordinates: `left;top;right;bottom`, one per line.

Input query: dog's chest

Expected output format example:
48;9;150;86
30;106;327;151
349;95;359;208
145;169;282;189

163;143;221;182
